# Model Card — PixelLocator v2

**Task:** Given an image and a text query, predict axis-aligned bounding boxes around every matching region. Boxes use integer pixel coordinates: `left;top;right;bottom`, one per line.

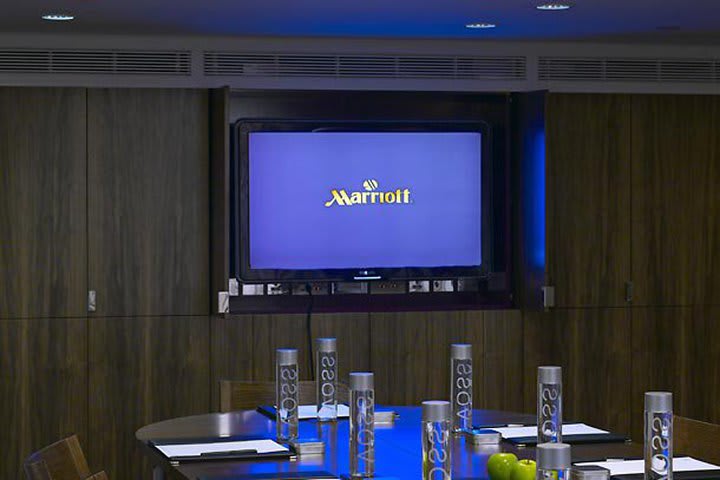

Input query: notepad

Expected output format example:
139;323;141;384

154;439;288;459
491;423;609;439
574;457;720;476
298;404;350;419
259;404;351;420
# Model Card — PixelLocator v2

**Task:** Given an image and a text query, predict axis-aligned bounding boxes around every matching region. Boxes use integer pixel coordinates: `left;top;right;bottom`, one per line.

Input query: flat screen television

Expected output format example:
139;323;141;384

234;120;492;282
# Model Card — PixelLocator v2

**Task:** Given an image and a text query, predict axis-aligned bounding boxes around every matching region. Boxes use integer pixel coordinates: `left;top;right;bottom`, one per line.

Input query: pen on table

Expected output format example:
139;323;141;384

472;423;530;429
199;449;258;457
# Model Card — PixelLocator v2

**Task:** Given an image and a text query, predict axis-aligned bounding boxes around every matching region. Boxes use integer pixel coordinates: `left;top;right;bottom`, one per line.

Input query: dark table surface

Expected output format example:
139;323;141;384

136;407;640;480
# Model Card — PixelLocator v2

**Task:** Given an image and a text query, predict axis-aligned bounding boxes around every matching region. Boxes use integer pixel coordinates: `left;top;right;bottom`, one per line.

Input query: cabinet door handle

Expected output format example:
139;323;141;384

542;285;555;309
625;281;634;304
88;290;97;313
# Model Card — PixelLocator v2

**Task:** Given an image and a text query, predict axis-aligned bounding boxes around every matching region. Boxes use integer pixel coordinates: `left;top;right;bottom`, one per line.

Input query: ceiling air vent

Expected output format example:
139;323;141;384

204;52;527;81
539;56;720;83
0;49;191;75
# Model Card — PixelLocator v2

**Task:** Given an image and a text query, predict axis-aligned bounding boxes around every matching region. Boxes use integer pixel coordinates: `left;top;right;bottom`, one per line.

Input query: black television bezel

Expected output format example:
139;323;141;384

235;119;494;283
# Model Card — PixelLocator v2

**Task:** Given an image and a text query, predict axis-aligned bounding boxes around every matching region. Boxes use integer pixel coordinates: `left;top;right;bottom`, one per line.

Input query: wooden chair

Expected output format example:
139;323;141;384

219;380;350;413
674;415;720;465
23;435;108;480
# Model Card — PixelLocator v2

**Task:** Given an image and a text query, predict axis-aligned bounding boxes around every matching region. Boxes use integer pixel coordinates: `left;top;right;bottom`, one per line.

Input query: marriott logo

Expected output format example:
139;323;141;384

324;179;412;207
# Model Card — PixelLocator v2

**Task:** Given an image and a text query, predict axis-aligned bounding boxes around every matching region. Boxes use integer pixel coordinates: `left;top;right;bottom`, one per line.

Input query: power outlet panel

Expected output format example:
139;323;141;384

408;280;431;293
292;283;329;295
267;283;291;295
332;282;369;295
432;280;455;292
370;281;407;295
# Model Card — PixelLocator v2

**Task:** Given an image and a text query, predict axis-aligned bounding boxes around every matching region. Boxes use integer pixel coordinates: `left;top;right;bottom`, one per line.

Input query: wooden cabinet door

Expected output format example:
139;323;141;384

0;318;88;480
88;89;209;316
630;306;720;440
524;308;632;436
546;94;632;307
88;316;210;480
0;88;87;318
631;95;720;306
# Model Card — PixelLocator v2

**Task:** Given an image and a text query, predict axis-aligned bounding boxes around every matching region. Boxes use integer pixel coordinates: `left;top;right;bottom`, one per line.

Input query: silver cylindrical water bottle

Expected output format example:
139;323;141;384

422;400;452;480
537;442;571;480
644;392;673;480
450;344;473;432
349;372;375;478
538;366;563;443
276;348;299;442
316;337;338;422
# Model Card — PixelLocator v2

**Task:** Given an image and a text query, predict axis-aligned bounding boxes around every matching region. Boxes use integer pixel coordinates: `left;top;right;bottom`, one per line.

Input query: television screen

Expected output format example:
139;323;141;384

240;127;483;281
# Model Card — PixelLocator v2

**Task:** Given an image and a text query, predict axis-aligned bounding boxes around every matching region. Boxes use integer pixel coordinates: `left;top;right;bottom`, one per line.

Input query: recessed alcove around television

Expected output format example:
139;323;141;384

228;90;517;313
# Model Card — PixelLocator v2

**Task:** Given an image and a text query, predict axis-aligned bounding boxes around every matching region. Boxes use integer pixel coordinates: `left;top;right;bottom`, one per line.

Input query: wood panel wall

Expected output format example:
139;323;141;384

370;311;484;406
523;309;632;436
87;88;210;317
210;312;371;401
84;89;212;480
630;306;720;440
522;305;720;442
369;310;523;412
210;311;520;411
88;317;210;480
532;93;720;444
545;94;632;308
0;88;87;319
631;95;720;306
0;318;88;480
0;87;90;479
0;87;213;480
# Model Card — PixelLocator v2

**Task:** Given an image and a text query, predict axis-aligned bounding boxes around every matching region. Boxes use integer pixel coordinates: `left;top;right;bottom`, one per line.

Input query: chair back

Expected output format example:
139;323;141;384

24;461;52;480
674;415;720;465
23;435;107;480
219;380;349;412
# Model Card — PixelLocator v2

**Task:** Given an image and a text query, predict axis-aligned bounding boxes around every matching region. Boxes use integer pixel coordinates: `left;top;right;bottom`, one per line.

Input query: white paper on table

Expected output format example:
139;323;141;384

297;404;350;420
492;423;609;439
154;439;288;459
574;457;720;476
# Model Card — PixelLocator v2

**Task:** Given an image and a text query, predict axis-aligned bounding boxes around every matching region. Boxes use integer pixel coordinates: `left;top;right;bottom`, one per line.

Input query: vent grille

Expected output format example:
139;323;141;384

539;56;720;83
0;49;191;75
204;52;527;80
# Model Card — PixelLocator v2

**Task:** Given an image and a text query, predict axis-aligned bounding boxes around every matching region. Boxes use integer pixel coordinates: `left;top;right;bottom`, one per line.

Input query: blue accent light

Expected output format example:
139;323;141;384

530;130;546;269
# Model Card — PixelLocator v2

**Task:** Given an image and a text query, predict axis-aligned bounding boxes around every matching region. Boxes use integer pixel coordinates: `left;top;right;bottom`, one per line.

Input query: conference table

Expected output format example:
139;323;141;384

137;407;640;479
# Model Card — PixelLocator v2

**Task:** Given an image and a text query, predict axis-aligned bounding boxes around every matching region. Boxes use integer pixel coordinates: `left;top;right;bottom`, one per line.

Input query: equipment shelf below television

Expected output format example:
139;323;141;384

228;278;512;314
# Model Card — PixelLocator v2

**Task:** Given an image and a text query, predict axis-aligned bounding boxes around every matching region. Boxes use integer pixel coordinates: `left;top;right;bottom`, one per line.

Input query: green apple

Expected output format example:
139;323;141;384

487;453;519;480
510;459;537;480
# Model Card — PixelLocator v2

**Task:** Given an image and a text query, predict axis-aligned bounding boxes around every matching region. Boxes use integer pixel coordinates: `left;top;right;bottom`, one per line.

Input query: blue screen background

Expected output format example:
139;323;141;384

249;132;482;270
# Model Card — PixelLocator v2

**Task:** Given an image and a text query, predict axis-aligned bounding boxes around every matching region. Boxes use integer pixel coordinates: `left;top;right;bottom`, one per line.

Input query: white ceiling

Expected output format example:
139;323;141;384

3;0;720;43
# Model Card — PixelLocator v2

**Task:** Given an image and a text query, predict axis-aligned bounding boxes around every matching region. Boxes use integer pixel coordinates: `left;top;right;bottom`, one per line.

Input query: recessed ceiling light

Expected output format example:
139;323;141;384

42;14;75;21
466;23;497;29
536;2;573;10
